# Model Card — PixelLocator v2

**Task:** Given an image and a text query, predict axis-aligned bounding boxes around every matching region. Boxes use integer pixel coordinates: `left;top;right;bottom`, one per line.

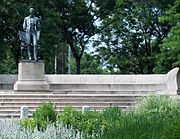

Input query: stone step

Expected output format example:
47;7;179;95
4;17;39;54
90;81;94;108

0;102;135;108
0;93;147;97
0;101;135;109
0;105;133;119
0;95;146;102
53;90;155;94
0;104;133;113
0;92;146;119
0;97;138;101
0;112;33;119
0;101;135;106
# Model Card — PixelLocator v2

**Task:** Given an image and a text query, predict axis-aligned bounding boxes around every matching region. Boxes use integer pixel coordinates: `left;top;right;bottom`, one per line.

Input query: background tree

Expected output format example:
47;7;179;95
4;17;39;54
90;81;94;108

0;0;179;74
67;52;109;74
95;0;174;74
153;0;180;73
0;0;114;74
50;0;112;74
0;0;61;74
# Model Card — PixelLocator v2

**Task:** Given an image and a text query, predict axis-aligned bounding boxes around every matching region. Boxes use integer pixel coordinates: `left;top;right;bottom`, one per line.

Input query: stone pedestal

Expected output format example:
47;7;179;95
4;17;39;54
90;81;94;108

14;61;50;92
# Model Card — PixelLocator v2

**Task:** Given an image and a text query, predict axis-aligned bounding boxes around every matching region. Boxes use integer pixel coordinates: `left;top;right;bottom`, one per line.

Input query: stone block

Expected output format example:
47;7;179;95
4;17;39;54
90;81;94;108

18;61;44;80
20;106;28;119
82;105;90;114
14;61;50;92
167;68;180;94
14;80;50;91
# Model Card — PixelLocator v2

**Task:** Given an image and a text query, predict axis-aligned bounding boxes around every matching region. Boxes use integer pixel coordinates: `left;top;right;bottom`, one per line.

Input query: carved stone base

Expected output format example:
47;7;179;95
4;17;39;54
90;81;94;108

14;60;50;92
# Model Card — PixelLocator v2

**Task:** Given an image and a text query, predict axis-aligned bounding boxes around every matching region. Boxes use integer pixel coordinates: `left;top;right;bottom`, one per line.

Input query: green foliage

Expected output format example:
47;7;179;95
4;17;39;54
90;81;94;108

68;52;109;74
154;0;180;73
18;96;180;138
59;106;78;126
96;95;180;139
59;106;102;135
59;106;123;136
80;53;109;74
164;118;180;139
32;102;57;130
134;95;175;113
0;0;179;74
0;50;17;74
95;0;174;74
0;0;117;74
19;102;57;131
100;107;122;129
19;118;36;131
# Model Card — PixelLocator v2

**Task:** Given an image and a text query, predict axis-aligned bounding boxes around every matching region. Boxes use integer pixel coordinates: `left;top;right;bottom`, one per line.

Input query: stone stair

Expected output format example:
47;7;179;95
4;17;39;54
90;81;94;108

2;71;179;119
0;91;147;119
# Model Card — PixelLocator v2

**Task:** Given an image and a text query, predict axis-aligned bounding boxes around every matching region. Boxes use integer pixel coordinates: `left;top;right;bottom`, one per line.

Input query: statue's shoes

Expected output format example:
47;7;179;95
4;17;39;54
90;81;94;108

34;57;38;61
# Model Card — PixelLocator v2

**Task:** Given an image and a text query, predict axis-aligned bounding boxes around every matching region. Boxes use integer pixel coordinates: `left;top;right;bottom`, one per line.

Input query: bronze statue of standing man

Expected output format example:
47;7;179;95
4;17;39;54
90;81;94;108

23;7;40;61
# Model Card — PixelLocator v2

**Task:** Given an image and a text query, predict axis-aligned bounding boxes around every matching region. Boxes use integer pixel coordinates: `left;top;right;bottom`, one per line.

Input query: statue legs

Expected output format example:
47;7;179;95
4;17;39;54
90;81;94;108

26;32;32;60
33;33;38;61
20;46;24;59
25;32;39;61
27;45;32;60
34;45;38;61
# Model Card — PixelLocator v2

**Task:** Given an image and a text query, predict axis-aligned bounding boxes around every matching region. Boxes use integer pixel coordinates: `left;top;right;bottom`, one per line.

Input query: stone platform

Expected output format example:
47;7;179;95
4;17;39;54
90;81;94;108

0;68;179;118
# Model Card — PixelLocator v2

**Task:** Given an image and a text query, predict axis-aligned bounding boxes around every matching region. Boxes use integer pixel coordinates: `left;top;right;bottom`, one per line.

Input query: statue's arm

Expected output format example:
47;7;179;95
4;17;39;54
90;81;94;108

23;18;27;31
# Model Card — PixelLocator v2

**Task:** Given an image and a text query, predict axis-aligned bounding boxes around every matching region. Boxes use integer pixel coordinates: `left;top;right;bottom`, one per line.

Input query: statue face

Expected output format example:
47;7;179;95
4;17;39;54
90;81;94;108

29;8;35;15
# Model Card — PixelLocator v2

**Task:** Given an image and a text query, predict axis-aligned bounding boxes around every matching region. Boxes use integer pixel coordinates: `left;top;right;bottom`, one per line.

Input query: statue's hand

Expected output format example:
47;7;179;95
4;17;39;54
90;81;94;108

23;27;27;31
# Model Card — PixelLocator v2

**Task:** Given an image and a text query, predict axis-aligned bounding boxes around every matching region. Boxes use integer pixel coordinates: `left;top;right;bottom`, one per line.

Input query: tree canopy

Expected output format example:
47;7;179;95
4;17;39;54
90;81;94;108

0;0;179;74
94;0;175;74
153;0;180;73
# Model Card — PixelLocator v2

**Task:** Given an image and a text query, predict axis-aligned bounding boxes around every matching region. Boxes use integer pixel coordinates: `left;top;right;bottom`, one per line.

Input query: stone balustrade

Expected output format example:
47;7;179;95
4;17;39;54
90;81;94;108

0;68;179;95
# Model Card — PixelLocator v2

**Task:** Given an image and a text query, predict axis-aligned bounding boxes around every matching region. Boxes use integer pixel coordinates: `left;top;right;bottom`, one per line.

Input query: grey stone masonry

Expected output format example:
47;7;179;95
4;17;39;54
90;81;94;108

0;67;179;95
20;106;28;119
14;61;50;92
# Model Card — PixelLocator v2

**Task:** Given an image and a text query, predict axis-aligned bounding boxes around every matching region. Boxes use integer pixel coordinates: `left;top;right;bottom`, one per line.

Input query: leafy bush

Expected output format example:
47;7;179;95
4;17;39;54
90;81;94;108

100;107;123;128
78;111;102;135
163;118;180;139
59;106;78;126
19;118;36;130
32;102;57;130
162;101;180;139
18;95;180;139
95;95;180;139
134;95;174;113
59;106;102;136
59;106;123;137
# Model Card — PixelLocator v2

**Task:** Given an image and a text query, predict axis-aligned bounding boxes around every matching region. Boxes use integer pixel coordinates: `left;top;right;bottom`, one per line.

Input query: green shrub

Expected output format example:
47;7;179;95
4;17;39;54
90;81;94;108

59;106;124;137
33;102;57;123
163;115;180;139
59;106;103;136
101;107;123;128
96;95;180;139
20;95;179;138
59;106;78;126
33;102;57;130
134;95;174;113
78;111;102;135
19;118;36;130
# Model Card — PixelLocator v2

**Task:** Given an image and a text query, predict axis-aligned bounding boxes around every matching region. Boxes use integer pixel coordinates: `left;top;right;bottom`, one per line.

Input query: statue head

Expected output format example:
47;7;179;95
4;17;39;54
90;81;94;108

29;7;35;16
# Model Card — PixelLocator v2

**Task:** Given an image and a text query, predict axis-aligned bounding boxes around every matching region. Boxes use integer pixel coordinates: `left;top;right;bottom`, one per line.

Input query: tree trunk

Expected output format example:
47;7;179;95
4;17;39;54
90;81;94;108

61;43;65;74
13;50;20;74
76;57;81;74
